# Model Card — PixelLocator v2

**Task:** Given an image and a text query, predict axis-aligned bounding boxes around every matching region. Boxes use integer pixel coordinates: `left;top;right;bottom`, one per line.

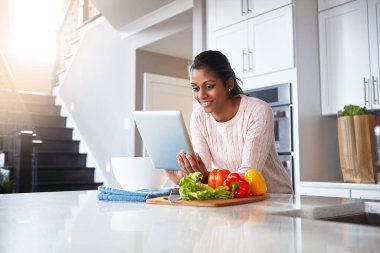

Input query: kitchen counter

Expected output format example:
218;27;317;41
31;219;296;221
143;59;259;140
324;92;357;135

1;191;380;253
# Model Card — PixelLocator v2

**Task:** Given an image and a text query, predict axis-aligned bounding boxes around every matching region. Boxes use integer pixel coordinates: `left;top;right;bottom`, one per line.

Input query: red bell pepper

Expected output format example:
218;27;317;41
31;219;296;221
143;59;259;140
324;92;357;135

208;168;231;189
223;172;250;198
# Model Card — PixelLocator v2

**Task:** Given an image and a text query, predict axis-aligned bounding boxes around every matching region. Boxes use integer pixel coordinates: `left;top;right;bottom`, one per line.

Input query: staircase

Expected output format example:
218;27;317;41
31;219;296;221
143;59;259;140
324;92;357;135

21;92;102;192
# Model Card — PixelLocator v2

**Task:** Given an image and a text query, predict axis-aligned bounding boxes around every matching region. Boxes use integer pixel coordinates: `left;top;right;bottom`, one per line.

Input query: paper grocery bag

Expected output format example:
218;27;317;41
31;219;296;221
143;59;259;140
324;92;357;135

337;115;377;183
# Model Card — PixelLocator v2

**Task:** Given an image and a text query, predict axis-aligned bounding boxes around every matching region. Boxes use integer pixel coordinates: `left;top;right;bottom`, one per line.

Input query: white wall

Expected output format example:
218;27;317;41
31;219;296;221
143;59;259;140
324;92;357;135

57;10;192;187
294;0;341;182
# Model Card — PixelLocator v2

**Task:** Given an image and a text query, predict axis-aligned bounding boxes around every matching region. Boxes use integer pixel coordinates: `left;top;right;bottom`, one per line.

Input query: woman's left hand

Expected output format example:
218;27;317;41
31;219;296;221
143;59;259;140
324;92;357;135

177;152;209;181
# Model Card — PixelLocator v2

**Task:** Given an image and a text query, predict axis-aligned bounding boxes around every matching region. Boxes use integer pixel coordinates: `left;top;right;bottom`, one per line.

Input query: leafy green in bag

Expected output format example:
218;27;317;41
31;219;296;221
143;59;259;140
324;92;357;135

340;104;368;116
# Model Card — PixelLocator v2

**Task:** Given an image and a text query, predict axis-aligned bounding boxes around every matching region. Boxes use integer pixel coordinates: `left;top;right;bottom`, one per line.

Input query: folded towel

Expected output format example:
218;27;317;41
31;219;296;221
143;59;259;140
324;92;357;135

97;186;171;202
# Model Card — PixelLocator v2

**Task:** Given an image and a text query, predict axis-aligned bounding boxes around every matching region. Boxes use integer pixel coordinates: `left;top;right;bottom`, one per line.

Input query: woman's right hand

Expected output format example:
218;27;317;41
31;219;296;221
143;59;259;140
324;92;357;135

164;152;209;185
177;152;209;183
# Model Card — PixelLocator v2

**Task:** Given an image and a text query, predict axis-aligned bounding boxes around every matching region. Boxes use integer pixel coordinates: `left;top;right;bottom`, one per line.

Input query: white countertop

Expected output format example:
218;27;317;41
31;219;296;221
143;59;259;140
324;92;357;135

1;191;380;253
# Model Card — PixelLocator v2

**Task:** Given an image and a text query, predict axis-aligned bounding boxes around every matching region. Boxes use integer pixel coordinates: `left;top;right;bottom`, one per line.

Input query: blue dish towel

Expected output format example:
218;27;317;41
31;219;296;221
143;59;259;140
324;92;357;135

97;186;172;202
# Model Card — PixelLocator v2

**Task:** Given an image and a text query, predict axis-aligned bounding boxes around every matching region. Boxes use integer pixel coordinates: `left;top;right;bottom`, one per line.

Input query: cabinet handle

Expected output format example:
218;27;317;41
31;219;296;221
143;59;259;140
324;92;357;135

247;0;252;13
242;50;248;73
248;49;253;72
241;0;246;16
273;111;286;118
282;161;290;168
372;76;379;105
364;77;370;106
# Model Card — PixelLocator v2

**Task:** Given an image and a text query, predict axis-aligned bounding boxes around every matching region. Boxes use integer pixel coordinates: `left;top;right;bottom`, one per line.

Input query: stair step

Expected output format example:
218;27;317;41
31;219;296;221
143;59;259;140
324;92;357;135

25;102;61;115
3;91;103;192
37;181;103;192
38;153;87;167
37;139;79;153
37;167;95;182
36;126;73;140
20;93;55;105
30;114;66;127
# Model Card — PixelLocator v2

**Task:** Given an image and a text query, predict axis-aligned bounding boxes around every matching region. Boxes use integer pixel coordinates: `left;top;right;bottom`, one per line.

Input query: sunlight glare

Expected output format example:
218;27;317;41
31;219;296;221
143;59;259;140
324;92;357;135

9;0;60;61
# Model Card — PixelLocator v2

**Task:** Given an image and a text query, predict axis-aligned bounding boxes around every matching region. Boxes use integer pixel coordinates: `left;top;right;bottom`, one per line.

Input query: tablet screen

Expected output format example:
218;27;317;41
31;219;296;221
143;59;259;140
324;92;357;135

132;111;194;170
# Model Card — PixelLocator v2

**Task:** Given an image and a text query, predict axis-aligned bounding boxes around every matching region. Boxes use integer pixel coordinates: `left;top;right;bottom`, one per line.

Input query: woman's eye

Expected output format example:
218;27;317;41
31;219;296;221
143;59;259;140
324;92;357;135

206;85;214;90
192;87;199;92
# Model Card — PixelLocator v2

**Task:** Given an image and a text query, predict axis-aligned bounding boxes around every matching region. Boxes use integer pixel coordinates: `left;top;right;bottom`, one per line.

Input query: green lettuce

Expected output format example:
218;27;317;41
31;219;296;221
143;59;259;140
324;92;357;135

179;172;233;201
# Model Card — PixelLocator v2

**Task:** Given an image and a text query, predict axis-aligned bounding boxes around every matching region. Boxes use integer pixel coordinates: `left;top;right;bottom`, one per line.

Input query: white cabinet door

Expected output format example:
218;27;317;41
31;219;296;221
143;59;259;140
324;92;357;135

209;0;246;31
299;187;351;198
368;0;380;109
247;5;294;77
213;22;248;78
208;0;293;31
351;189;380;200
319;0;370;115
253;0;292;16
318;0;355;11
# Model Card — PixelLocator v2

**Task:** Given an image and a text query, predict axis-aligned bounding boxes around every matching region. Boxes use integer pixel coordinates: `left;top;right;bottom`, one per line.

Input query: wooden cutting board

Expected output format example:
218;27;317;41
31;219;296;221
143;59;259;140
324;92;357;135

146;194;270;207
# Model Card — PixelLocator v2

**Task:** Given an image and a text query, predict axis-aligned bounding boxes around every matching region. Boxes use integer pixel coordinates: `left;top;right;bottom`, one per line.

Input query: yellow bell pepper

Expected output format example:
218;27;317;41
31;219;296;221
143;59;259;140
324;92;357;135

244;169;267;196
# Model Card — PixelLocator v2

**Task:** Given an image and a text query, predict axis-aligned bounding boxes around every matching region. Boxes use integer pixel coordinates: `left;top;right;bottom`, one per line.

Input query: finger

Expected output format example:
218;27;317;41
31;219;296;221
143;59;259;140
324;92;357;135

177;153;190;175
177;155;185;170
182;154;194;173
186;154;198;171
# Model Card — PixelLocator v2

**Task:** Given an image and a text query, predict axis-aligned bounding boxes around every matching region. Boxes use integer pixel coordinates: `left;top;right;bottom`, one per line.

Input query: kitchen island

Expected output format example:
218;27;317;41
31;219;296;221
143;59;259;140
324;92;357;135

1;190;380;253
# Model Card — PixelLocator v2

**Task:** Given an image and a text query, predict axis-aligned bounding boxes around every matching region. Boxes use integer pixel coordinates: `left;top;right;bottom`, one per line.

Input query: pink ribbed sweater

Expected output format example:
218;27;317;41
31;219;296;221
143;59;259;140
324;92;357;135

190;95;292;193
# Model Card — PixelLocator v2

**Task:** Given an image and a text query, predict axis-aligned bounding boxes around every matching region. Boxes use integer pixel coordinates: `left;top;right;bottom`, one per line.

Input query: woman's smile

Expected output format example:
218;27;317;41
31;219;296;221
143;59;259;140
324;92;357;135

200;100;212;108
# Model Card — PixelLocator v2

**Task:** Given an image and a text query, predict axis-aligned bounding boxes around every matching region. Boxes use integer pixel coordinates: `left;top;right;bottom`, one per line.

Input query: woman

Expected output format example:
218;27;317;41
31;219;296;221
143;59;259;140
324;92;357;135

164;50;292;193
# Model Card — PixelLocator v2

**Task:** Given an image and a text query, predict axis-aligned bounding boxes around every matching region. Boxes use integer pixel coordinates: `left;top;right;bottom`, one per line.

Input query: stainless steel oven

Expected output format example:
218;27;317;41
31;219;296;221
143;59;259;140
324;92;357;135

245;83;294;187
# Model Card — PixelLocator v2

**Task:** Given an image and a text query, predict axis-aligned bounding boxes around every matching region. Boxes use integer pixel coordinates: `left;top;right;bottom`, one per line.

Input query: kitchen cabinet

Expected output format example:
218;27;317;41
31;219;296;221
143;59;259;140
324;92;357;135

212;22;248;78
318;0;355;11
367;0;380;110
319;0;380;115
351;189;380;200
212;5;294;78
208;0;292;31
298;181;380;199
247;5;294;77
299;186;351;198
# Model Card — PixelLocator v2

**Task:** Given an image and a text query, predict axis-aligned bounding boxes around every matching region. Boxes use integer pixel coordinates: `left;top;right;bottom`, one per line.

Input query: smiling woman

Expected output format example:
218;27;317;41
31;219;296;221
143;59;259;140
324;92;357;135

8;0;61;60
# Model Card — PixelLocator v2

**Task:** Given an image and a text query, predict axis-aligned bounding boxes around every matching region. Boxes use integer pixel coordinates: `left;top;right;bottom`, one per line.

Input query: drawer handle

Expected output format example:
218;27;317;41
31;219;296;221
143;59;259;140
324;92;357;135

364;77;370;106
241;0;246;16
248;49;253;72
242;50;248;73
247;0;252;13
372;76;379;105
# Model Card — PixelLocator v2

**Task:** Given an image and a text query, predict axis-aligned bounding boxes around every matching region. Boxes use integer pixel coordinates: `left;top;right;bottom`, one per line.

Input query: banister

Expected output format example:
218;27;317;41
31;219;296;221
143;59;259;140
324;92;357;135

58;0;74;32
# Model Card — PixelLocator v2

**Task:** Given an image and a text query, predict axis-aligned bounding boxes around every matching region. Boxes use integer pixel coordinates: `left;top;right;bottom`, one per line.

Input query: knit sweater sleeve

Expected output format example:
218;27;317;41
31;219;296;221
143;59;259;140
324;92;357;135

190;109;212;171
237;101;274;175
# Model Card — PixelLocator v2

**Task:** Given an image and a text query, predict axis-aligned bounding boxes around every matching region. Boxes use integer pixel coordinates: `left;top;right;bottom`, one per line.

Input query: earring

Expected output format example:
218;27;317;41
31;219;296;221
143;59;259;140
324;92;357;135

228;88;231;92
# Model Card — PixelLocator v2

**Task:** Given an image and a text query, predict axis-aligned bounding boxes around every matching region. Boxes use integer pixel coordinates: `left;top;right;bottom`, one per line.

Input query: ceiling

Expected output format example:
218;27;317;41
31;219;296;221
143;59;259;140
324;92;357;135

140;27;193;60
91;0;175;29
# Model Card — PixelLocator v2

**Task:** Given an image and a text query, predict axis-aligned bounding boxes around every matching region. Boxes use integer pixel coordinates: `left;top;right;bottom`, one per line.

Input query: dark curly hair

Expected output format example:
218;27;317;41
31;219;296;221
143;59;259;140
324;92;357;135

189;50;244;96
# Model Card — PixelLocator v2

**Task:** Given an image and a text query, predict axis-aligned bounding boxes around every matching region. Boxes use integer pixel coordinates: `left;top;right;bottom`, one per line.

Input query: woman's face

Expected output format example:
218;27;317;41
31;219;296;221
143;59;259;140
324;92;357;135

190;68;231;114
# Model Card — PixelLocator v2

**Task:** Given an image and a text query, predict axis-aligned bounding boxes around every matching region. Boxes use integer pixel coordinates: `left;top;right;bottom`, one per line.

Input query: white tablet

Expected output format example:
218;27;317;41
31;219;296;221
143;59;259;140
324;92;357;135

132;111;194;170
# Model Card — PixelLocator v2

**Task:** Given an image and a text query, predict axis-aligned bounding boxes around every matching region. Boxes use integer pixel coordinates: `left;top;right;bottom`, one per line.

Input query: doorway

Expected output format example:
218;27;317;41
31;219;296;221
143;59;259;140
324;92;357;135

144;72;192;129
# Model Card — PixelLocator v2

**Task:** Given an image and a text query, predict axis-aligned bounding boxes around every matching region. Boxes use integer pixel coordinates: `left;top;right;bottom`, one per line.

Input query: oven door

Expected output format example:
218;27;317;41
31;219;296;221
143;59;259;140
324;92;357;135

273;105;292;153
278;154;293;188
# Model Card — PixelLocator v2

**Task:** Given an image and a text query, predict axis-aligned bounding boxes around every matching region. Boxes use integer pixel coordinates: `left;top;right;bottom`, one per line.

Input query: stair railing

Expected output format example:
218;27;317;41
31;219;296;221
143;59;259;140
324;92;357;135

0;48;40;193
53;0;100;86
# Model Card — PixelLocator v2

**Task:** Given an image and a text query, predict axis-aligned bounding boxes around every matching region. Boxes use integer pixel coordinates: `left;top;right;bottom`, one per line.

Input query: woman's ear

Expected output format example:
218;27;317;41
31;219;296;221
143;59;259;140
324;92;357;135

227;77;234;91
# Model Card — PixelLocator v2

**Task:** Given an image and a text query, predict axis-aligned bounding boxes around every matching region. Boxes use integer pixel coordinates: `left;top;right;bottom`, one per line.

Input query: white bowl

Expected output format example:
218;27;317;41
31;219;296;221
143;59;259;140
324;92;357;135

111;157;168;190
